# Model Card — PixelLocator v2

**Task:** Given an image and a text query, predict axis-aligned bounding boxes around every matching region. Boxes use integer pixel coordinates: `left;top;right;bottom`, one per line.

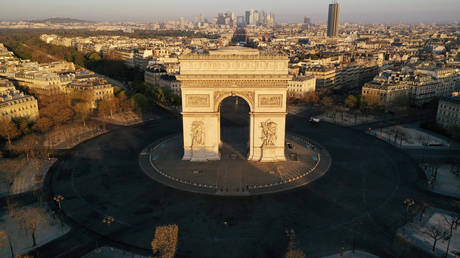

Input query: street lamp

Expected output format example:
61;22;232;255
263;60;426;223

53;194;64;209
403;198;416;222
102;216;115;225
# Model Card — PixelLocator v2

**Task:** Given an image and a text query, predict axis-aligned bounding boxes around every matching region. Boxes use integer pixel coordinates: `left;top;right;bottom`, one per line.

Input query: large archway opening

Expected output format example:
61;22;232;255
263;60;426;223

219;96;250;159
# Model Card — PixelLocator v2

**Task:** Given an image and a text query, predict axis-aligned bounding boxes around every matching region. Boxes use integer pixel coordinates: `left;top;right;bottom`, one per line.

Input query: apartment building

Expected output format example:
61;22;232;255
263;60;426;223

14;70;64;94
144;66;167;86
66;77;114;108
304;66;336;90
436;96;460;127
0;79;39;121
287;75;316;97
362;80;410;107
159;75;181;96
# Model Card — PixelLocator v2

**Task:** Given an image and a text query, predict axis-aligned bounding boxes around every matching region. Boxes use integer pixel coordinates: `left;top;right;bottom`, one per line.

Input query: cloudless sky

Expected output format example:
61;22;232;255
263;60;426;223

0;0;459;24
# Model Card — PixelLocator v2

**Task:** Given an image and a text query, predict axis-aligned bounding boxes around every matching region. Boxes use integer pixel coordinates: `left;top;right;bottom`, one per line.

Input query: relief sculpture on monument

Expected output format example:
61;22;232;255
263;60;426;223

259;94;282;107
191;121;205;145
186;94;210;107
261;119;277;146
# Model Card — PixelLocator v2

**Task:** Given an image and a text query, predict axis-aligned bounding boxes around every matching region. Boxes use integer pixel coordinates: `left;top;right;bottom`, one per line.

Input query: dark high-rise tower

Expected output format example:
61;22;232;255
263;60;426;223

327;2;340;37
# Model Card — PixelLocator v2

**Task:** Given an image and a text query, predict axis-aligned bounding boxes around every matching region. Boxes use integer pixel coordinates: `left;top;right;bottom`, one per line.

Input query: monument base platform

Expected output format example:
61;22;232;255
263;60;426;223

139;134;331;196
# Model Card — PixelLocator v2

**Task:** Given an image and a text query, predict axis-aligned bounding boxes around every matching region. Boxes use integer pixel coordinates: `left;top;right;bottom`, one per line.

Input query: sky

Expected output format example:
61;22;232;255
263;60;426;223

0;0;459;24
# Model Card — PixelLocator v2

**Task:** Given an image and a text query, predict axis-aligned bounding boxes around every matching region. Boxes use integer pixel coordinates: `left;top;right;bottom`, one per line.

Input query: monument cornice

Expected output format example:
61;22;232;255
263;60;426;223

177;74;292;81
180;55;288;61
180;80;288;88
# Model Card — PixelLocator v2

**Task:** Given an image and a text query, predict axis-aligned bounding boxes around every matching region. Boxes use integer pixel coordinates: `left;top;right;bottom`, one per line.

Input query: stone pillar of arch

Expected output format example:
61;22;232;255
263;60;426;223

178;46;290;162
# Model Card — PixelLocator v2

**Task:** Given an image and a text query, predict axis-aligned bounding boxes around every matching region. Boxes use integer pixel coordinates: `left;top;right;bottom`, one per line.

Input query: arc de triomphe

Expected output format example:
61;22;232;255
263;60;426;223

178;47;290;162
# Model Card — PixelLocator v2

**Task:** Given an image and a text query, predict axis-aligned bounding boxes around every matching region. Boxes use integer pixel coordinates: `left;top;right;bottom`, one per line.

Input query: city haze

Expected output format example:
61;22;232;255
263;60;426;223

0;0;460;23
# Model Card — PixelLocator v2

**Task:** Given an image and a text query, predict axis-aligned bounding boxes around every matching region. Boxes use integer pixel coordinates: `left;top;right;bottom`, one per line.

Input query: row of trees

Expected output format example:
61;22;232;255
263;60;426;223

290;89;402;115
0;88;139;154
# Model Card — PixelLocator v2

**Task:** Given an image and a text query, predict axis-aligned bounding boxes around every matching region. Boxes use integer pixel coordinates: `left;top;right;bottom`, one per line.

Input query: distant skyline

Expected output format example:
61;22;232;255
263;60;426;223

0;0;459;24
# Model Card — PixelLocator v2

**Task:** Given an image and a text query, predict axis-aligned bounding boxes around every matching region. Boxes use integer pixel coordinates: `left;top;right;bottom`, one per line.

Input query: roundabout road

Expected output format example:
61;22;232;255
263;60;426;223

44;115;447;257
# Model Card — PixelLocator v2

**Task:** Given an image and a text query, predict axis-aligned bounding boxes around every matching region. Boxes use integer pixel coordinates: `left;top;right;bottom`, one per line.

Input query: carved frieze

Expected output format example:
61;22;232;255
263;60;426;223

258;94;283;107
185;94;210;107
214;91;255;110
181;80;288;89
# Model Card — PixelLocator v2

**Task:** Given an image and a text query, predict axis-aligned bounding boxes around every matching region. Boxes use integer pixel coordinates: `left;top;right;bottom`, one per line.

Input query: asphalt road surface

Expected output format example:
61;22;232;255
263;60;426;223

37;110;457;258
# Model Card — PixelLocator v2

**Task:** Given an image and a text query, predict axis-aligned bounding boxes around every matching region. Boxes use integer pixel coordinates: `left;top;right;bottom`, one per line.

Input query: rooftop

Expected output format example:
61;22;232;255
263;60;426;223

440;96;460;104
180;46;287;60
209;46;259;56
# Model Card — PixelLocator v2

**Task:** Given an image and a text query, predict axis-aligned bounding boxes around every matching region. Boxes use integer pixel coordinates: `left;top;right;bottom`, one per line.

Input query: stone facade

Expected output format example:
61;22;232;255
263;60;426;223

362;81;410;107
436;96;460;127
288;75;316;97
0;79;39;121
178;46;289;162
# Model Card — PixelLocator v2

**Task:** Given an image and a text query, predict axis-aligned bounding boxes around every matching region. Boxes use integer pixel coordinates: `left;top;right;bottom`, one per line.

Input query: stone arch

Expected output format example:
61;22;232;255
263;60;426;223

214;91;255;112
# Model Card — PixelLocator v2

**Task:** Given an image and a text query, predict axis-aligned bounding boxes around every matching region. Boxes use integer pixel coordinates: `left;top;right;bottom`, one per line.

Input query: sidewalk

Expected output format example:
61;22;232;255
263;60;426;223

319;112;380;127
397;207;460;257
42;123;108;149
83;246;148;258
422;163;460;199
94;111;160;126
10;158;56;195
368;125;450;149
325;250;378;258
0;158;25;197
0;204;70;257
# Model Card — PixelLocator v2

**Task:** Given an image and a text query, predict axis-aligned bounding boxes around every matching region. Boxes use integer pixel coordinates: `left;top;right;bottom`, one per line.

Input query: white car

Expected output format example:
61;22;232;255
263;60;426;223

309;117;320;123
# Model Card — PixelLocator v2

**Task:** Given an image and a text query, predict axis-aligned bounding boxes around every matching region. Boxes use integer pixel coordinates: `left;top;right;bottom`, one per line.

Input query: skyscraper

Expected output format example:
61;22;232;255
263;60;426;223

237;16;245;27
303;16;311;29
327;2;340;37
245;9;255;26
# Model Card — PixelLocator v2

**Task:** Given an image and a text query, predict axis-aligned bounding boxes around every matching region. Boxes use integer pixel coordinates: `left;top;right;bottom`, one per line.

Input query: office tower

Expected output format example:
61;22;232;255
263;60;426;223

327;2;340;37
237;16;245;27
231;12;237;26
266;13;275;27
245;9;255;25
217;13;225;25
302;16;311;29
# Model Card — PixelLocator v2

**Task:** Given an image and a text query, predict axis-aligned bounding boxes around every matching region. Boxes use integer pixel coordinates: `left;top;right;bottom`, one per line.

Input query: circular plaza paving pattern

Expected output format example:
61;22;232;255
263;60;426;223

139;134;331;196
45;116;435;257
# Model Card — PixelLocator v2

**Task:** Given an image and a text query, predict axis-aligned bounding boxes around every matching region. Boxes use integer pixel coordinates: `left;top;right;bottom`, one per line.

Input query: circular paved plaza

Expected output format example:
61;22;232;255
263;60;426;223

45;116;433;257
139;134;331;196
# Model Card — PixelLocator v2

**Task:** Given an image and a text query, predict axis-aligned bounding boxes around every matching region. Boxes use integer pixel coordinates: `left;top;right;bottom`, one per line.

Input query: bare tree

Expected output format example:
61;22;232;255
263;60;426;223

151;224;178;258
8;134;43;161
32;117;53;133
0;158;25;187
285;229;306;258
73;102;92;127
303;91;319;106
11;207;49;247
0;118;20;145
443;209;460;258
423;224;449;253
0;230;14;258
345;95;358;109
320;96;334;109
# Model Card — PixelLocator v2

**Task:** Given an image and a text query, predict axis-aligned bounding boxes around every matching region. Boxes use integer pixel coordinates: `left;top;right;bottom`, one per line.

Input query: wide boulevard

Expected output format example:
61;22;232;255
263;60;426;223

36;109;455;258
